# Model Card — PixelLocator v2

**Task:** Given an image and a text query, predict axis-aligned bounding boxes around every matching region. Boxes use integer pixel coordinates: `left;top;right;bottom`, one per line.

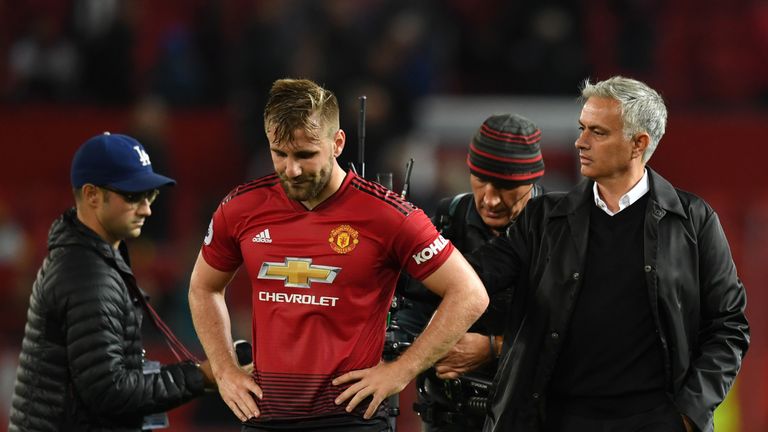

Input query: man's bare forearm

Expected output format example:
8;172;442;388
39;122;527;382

189;283;238;377
395;271;488;378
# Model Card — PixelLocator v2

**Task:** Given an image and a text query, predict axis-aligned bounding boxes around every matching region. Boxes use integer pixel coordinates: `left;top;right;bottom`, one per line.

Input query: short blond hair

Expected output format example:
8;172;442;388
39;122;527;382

263;78;340;145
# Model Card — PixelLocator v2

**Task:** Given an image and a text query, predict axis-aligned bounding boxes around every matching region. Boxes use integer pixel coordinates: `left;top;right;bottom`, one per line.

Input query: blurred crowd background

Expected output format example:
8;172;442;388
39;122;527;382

1;0;767;431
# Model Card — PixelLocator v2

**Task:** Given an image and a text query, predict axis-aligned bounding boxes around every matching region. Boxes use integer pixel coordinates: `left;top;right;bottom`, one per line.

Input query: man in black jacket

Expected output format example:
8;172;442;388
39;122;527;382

473;76;749;432
395;113;547;431
9;133;216;432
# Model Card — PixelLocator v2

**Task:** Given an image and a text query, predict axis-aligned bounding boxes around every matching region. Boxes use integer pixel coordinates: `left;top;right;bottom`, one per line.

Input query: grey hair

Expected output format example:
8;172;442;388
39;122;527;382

580;76;667;163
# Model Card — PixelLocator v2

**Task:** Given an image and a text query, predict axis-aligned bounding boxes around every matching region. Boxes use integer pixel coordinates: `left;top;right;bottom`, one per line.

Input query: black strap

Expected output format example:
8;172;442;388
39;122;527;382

434;193;471;238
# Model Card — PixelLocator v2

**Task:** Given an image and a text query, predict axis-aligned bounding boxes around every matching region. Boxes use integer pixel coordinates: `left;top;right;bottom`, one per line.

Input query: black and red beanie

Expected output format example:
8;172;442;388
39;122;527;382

467;113;545;187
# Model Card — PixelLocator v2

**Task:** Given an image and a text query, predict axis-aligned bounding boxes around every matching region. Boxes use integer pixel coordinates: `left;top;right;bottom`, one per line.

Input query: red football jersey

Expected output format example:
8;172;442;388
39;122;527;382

201;171;454;422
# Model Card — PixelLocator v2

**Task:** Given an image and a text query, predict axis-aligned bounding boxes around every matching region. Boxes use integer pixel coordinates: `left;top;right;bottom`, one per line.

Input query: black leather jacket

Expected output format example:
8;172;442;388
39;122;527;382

9;209;205;432
471;169;749;432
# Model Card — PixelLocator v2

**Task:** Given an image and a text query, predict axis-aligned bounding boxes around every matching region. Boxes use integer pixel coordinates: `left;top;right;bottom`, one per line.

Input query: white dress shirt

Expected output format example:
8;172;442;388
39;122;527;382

592;169;649;216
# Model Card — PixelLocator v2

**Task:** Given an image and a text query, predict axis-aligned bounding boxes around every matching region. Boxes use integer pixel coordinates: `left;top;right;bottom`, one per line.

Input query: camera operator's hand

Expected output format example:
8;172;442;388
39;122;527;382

332;360;412;419
198;359;216;390
434;332;493;379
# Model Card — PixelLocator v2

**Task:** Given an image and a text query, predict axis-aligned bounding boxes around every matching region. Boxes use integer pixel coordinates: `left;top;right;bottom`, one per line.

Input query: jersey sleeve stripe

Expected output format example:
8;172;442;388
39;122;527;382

225;174;280;202
351;178;417;216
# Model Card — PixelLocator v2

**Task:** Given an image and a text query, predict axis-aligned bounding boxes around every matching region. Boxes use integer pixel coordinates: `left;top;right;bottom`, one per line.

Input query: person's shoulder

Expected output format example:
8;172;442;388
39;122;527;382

50;240;112;275
44;244;124;303
449;192;474;212
434;193;472;218
535;189;567;200
221;173;281;207
648;167;714;215
528;190;569;211
670;186;717;227
650;170;715;222
212;175;283;221
348;174;420;219
671;187;710;208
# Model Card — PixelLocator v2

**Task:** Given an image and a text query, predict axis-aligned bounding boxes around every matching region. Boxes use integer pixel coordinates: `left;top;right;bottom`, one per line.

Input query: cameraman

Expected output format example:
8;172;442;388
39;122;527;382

394;114;548;431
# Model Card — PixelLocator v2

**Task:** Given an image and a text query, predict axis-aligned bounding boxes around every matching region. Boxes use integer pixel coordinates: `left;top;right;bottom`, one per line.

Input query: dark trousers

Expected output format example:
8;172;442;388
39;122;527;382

423;420;482;432
242;420;390;432
543;401;687;432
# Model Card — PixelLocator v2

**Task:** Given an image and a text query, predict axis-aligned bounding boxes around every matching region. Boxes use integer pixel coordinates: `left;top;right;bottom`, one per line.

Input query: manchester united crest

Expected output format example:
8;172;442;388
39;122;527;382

328;225;359;254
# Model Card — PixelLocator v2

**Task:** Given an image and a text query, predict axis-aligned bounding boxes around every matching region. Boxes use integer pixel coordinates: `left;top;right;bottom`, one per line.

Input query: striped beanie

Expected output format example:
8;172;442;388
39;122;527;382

467;113;545;187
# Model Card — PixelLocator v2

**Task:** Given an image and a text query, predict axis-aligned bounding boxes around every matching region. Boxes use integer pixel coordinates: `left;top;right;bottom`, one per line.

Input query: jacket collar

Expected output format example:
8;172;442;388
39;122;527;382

647;167;687;219
548;166;686;219
54;208;134;275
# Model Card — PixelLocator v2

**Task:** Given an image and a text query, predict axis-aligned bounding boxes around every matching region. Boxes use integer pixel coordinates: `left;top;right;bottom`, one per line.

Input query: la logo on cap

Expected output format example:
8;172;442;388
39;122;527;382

101;131;151;167
71;132;176;191
133;146;151;166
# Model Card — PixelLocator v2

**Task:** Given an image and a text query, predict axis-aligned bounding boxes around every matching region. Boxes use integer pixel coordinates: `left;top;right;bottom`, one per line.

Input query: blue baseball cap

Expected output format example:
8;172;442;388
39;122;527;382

71;132;176;192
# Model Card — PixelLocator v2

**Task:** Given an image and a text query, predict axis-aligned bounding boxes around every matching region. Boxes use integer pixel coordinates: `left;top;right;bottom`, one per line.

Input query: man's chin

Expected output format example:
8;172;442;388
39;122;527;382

481;215;509;230
580;166;597;179
281;180;323;202
286;191;311;201
283;185;313;202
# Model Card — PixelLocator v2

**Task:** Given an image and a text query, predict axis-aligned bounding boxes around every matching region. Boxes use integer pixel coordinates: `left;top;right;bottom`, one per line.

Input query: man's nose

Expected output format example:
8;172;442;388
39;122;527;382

136;200;152;217
575;131;588;150
483;185;501;207
285;158;302;178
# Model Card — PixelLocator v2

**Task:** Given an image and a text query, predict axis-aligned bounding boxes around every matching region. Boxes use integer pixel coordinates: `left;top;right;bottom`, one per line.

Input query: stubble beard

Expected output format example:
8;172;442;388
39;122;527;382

279;162;333;203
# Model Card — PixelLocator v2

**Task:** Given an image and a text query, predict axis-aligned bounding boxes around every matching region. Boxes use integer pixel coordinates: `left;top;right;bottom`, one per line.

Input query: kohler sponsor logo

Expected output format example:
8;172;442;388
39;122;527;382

412;235;449;264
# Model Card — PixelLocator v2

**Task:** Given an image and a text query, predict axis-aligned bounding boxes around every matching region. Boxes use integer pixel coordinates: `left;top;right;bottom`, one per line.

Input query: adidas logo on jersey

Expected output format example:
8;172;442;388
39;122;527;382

252;229;273;243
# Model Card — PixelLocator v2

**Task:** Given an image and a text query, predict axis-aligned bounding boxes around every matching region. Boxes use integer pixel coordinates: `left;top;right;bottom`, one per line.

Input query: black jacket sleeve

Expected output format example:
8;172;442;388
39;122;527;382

673;207;749;430
58;248;205;417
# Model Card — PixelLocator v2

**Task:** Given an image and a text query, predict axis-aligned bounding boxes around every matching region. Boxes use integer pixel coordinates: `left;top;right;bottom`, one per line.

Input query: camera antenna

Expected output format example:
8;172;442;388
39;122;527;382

357;95;367;178
401;158;414;199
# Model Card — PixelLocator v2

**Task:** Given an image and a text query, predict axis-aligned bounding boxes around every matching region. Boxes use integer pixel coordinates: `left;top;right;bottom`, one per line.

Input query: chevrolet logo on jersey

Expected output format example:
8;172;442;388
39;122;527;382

258;258;341;288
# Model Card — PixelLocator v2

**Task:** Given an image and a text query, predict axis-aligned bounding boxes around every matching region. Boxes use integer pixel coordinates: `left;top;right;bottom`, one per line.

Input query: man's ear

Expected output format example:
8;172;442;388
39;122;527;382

82;184;102;207
332;129;346;158
632;133;650;160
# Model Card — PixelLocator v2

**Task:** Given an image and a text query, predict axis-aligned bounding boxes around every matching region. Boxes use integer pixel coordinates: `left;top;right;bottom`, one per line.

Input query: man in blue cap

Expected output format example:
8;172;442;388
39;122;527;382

9;132;217;432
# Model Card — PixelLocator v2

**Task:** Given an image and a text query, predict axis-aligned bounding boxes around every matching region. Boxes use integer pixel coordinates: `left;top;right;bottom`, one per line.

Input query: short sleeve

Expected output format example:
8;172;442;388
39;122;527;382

200;203;242;272
393;209;455;281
